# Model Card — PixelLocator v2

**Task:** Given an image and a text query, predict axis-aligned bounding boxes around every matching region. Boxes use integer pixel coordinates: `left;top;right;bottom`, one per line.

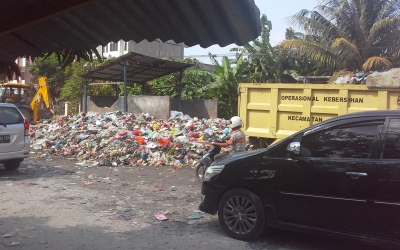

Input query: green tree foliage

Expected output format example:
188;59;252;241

278;0;400;72
200;54;248;118
233;15;298;83
281;28;330;77
60;60;114;105
29;54;68;99
32;48;103;70
30;54;114;103
243;14;282;82
1;47;101;82
60;63;85;104
89;84;116;96
118;82;148;96
29;54;67;87
148;58;216;100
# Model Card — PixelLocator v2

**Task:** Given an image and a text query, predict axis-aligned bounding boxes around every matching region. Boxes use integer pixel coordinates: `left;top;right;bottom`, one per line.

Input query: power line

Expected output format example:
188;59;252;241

184;44;400;60
184;53;248;58
184;43;400;59
184;53;241;58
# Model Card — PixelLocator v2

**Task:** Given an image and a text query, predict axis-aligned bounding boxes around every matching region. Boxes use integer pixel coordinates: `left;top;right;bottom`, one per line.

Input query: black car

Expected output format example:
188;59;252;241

199;110;400;247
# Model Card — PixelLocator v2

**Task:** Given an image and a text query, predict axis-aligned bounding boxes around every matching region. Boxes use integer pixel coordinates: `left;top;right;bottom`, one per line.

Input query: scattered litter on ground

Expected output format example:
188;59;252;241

80;198;92;204
186;213;204;220
187;220;197;225
155;213;169;221
1;234;14;238
23;182;38;187
9;241;21;246
111;213;133;221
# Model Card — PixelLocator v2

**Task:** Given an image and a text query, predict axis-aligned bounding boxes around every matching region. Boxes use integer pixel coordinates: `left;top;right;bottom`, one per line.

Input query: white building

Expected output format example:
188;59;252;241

14;39;185;84
97;39;185;61
14;57;31;84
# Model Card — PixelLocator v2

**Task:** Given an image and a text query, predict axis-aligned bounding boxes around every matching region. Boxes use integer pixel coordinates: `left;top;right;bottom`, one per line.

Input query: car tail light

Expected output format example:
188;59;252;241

24;120;30;136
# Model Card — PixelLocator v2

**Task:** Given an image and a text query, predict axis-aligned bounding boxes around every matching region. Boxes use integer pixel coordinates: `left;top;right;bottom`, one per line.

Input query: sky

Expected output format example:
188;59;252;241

184;0;320;64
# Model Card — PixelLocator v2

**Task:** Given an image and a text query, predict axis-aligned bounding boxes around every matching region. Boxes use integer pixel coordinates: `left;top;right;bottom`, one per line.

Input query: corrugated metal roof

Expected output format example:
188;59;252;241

0;0;261;61
80;52;193;82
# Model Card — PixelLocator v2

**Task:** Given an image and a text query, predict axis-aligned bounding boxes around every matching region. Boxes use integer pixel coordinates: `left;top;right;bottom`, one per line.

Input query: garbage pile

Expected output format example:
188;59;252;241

333;70;379;84
29;111;232;168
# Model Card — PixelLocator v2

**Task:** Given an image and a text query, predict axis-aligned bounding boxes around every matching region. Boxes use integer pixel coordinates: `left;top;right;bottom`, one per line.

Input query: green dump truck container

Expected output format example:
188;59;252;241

238;83;400;147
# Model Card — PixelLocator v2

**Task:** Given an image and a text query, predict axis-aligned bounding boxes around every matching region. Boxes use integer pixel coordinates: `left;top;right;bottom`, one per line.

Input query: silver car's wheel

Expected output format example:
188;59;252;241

218;188;265;241
3;160;21;171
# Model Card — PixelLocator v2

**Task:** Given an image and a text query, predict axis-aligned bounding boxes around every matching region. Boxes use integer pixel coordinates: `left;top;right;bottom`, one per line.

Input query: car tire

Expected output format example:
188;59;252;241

3;160;21;171
218;188;265;241
195;162;207;183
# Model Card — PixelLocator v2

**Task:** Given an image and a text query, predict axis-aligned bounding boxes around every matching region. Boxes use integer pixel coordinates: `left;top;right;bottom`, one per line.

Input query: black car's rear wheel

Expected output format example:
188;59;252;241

218;188;265;241
195;162;207;183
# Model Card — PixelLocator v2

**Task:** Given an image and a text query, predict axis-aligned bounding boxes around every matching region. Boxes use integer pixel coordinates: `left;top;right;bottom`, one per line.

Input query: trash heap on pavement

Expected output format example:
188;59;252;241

29;111;232;168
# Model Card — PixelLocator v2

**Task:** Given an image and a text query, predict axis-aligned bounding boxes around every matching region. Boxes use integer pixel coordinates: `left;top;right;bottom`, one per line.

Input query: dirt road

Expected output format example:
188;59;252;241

0;151;379;250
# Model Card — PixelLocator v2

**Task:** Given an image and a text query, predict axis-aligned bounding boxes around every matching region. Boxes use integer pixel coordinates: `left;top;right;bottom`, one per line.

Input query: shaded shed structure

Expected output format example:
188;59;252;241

81;52;193;83
80;53;218;119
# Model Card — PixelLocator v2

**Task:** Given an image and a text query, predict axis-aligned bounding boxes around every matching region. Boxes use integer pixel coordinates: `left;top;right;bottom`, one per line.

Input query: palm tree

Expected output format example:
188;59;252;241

242;14;279;82
235;14;298;83
282;28;331;77
278;0;400;72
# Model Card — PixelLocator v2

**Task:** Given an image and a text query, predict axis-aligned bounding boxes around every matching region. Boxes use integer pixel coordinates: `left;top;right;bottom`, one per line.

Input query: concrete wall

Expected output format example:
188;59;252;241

86;96;217;119
127;95;170;120
87;96;121;113
171;99;218;118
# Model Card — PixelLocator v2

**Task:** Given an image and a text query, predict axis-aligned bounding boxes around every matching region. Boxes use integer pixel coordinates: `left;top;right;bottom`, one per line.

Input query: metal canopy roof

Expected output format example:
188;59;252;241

0;0;261;61
80;52;193;113
80;52;193;82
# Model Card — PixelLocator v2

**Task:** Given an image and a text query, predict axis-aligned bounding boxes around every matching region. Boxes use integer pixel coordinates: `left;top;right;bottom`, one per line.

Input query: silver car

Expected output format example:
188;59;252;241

0;103;30;170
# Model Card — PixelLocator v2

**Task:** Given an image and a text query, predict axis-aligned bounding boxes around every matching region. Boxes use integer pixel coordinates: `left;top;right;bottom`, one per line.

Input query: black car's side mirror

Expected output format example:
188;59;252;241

287;142;301;156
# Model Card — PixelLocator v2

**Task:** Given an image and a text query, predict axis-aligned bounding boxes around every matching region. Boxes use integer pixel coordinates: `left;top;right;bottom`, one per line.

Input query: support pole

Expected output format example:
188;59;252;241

177;69;183;99
83;79;88;113
65;102;69;116
123;62;128;113
141;82;145;95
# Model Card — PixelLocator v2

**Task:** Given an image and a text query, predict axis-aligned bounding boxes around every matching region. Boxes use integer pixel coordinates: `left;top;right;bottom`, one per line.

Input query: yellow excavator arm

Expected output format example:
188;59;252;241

30;77;55;122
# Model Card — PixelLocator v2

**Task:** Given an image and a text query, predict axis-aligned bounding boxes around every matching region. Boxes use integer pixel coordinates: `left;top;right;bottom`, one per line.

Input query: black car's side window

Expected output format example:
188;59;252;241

382;119;400;159
300;123;380;159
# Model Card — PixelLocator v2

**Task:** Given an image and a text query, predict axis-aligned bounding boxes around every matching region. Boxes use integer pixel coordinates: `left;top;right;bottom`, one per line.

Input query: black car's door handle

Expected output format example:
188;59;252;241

346;172;368;179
